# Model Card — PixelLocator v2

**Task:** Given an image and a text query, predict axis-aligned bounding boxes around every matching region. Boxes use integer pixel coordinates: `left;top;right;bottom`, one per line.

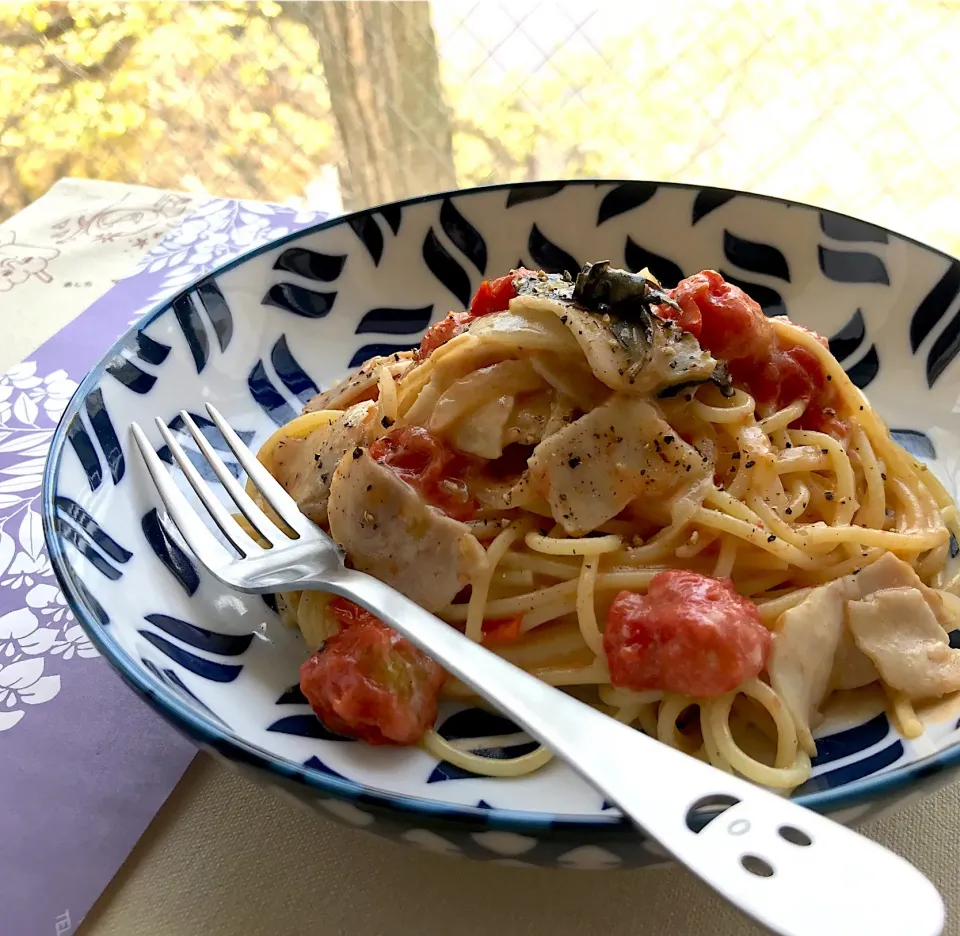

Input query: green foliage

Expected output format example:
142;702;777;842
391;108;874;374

2;2;657;218
2;0;960;263
0;1;336;218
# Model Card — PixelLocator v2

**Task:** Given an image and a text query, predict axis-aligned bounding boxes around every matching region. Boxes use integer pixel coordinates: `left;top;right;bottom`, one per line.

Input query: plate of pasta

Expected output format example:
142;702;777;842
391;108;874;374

44;181;960;868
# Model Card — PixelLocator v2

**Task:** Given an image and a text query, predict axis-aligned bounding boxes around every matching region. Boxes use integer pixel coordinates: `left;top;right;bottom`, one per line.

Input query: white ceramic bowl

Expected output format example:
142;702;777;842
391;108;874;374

43;181;960;868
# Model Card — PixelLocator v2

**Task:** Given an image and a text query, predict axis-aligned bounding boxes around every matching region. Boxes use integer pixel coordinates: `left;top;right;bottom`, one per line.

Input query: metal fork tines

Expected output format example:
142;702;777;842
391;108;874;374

131;404;321;580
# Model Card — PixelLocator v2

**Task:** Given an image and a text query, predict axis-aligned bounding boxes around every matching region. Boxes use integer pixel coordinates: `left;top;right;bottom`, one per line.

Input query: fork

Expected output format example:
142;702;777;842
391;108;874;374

131;404;943;936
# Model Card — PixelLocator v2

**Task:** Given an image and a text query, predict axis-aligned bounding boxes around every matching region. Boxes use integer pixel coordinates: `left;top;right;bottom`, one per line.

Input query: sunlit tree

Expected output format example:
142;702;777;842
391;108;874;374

0;2;339;216
2;0;959;261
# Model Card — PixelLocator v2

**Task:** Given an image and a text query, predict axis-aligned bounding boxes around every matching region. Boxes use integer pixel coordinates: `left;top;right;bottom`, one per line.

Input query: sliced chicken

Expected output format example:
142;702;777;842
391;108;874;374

326;449;486;613
400;335;507;426
513;297;626;390
542;393;576;438
466;303;581;356
428;359;544;434
774;554;954;700
825;553;951;690
502;390;555;448
510;296;715;396
769;576;859;756
852;551;949;624
847;587;960;699
511;266;718;395
526;395;711;535
303;350;416;413
447;394;515;459
528;352;609;413
270;401;375;525
830;625;879;691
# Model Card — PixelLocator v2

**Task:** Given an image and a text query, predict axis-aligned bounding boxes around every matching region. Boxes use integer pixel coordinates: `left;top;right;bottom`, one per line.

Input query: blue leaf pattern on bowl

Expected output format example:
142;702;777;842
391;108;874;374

43;181;960;865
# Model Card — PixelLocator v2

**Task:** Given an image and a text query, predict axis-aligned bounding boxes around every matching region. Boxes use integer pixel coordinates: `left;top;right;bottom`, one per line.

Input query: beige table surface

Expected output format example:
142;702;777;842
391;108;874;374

10;180;960;936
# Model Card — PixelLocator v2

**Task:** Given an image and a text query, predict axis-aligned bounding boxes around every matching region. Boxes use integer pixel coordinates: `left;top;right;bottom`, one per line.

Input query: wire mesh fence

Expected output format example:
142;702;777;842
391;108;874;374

2;1;960;253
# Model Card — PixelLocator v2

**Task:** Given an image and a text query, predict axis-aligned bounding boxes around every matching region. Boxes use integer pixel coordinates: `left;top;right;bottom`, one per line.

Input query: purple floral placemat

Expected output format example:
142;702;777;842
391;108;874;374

0;190;326;936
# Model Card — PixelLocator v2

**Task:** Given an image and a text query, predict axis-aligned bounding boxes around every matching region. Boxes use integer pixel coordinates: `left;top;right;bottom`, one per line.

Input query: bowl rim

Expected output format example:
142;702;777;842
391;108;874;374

42;177;960;834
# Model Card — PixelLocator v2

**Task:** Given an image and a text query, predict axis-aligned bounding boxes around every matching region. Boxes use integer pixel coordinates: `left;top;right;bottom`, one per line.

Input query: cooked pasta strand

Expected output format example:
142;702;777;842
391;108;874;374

269;267;960;795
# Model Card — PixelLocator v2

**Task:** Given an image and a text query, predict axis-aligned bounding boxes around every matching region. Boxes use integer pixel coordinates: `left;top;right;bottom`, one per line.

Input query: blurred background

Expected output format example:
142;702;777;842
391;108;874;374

2;0;959;252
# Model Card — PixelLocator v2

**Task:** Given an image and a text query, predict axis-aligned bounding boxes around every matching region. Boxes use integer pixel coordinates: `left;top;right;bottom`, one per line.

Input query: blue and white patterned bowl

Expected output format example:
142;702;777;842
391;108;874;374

42;181;960;868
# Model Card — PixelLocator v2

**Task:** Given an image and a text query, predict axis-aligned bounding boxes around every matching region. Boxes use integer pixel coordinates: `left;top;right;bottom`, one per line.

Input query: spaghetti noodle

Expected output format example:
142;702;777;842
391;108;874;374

261;263;960;793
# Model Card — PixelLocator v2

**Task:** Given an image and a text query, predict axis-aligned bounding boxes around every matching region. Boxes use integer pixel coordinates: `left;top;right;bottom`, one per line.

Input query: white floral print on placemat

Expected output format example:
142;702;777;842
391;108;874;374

0;361;79;731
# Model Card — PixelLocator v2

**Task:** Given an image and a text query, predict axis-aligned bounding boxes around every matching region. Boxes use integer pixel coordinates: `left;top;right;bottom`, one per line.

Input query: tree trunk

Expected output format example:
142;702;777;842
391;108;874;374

298;1;457;209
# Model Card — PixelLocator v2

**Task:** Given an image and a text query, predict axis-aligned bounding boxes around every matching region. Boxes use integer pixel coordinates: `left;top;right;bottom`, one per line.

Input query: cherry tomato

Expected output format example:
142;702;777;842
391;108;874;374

369;426;482;521
469;272;520;317
653;290;702;338
736;344;824;410
663;270;774;363
419;273;521;359
300;598;445;745
733;343;846;436
481;614;524;646
664;272;846;439
419;309;472;358
604;570;771;697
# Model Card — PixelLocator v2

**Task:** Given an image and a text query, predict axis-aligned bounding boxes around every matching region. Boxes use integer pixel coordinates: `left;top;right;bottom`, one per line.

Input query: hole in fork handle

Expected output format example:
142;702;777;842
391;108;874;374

778;825;812;847
686;793;741;833
740;854;775;878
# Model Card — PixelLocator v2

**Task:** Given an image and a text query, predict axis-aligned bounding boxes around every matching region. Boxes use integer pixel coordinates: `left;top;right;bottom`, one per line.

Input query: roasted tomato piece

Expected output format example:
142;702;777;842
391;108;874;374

481;614;524;646
369;425;481;521
664;270;775;363
772;345;826;407
653;289;702;338
419;273;520;359
737;344;825;411
665;272;846;439
300;598;445;745
733;342;845;436
604;570;771;697
419;309;472;358
469;272;519;317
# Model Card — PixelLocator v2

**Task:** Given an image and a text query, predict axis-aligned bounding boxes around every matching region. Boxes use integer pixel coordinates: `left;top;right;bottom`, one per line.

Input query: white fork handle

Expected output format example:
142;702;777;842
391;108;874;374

319;568;943;936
